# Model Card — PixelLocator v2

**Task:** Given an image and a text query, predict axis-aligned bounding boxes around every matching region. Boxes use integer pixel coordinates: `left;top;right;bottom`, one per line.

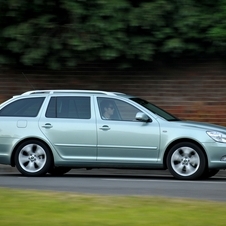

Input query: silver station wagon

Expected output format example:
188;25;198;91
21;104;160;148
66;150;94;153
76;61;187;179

0;90;226;180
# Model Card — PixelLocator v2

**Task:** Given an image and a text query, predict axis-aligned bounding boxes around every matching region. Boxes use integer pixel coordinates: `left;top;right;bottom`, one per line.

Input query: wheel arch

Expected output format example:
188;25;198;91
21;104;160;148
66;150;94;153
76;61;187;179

163;138;208;169
10;138;54;167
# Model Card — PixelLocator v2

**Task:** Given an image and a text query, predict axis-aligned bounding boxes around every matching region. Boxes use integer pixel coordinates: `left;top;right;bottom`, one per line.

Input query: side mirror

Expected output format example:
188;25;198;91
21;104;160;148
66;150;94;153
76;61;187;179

135;112;152;122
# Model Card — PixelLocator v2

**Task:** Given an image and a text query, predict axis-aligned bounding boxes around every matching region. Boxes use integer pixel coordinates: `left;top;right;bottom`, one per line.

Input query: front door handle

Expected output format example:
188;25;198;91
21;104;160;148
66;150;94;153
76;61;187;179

42;123;53;129
99;125;110;131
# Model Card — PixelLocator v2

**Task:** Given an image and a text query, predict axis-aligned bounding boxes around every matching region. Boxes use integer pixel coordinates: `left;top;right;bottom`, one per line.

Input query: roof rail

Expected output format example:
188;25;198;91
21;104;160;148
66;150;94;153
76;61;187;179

21;90;125;96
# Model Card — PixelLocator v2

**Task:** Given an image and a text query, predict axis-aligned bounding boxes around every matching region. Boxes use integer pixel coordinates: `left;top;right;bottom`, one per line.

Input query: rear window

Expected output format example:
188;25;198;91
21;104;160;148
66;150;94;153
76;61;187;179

0;97;45;117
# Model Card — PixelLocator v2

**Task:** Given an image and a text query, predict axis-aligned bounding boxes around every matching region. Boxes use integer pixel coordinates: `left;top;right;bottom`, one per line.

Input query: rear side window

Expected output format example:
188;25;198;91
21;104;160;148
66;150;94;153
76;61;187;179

46;96;91;119
0;97;45;117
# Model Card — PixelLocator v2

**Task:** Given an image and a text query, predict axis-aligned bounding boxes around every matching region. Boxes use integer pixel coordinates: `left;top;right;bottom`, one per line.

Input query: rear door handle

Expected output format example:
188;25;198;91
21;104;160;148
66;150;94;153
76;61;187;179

42;123;53;129
99;125;110;131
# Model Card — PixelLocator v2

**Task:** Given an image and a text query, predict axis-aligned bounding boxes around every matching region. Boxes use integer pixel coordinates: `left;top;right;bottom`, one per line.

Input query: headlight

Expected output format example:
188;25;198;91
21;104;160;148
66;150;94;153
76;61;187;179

206;131;226;143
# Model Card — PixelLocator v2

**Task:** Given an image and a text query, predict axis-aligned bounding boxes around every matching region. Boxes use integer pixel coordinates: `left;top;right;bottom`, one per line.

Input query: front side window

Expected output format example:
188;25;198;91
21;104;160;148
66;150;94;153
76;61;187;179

46;96;91;119
97;97;140;121
0;97;45;117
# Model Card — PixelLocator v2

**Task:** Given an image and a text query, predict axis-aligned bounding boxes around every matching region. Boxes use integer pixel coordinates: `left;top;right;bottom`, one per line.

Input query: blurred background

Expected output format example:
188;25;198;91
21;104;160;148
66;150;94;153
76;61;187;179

1;0;226;125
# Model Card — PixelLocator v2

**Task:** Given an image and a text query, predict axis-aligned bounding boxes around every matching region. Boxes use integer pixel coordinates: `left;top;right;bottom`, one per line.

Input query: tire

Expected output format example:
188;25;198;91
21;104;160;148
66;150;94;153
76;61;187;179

48;167;71;176
167;142;206;180
14;140;52;176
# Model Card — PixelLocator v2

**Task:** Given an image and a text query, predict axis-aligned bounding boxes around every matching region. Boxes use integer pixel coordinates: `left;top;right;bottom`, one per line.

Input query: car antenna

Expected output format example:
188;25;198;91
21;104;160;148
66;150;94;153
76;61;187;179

22;72;35;89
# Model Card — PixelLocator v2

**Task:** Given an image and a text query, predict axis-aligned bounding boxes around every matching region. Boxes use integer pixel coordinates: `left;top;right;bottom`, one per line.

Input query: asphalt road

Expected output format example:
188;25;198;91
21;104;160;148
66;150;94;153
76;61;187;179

1;167;226;202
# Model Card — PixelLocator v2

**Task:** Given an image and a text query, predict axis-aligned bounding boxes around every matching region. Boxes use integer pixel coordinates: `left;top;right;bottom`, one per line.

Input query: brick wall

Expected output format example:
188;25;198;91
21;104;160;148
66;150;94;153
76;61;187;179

1;59;226;126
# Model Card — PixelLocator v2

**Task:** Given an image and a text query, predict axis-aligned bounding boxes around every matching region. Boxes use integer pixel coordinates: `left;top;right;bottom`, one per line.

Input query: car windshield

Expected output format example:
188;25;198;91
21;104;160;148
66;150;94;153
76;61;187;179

130;98;180;121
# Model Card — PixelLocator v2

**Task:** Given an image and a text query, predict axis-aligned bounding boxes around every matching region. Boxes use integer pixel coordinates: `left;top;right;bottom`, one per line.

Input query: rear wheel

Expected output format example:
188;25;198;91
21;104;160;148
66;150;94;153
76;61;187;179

167;142;206;180
15;140;52;176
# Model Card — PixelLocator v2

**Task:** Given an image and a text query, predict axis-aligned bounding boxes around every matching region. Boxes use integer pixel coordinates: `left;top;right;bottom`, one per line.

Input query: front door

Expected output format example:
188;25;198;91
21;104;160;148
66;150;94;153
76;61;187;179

96;97;160;163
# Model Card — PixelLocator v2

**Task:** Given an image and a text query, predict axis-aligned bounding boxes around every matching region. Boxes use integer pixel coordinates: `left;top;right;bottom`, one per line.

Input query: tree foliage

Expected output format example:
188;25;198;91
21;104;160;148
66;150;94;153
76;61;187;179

0;0;226;69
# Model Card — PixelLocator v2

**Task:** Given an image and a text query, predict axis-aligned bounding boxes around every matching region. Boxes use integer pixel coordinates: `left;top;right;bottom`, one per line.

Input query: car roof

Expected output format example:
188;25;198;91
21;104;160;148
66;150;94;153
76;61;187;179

20;90;127;97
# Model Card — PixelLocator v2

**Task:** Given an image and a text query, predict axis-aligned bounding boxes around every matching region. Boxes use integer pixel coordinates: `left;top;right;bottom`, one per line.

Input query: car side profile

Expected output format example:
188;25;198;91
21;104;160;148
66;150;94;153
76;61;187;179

0;90;226;180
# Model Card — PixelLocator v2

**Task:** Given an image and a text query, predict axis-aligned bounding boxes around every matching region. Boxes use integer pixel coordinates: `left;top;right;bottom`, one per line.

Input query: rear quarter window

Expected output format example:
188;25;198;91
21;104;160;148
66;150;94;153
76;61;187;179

0;97;45;117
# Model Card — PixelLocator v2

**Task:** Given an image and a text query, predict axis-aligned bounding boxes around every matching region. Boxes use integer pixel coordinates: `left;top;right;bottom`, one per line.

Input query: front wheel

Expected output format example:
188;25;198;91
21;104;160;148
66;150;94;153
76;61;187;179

167;142;206;180
15;140;52;176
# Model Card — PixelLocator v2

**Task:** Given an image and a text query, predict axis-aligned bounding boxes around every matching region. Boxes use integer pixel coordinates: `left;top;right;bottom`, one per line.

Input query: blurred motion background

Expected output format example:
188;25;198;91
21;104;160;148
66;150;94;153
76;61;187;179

1;0;226;125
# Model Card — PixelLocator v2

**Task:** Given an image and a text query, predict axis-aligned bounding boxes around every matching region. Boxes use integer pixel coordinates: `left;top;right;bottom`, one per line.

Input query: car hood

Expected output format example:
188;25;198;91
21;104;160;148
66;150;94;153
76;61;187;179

178;120;226;132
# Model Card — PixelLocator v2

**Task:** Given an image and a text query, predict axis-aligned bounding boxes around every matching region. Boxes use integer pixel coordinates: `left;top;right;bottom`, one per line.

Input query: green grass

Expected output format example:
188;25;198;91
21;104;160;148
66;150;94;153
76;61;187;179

0;188;225;226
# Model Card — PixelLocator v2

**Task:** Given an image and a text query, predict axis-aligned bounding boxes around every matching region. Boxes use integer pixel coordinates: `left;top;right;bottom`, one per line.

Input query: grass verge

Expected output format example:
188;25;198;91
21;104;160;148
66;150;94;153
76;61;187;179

0;187;225;226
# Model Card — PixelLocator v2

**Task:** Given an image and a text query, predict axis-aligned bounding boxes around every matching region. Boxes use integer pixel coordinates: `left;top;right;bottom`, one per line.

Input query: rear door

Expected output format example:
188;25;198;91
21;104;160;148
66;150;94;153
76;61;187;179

39;95;97;161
